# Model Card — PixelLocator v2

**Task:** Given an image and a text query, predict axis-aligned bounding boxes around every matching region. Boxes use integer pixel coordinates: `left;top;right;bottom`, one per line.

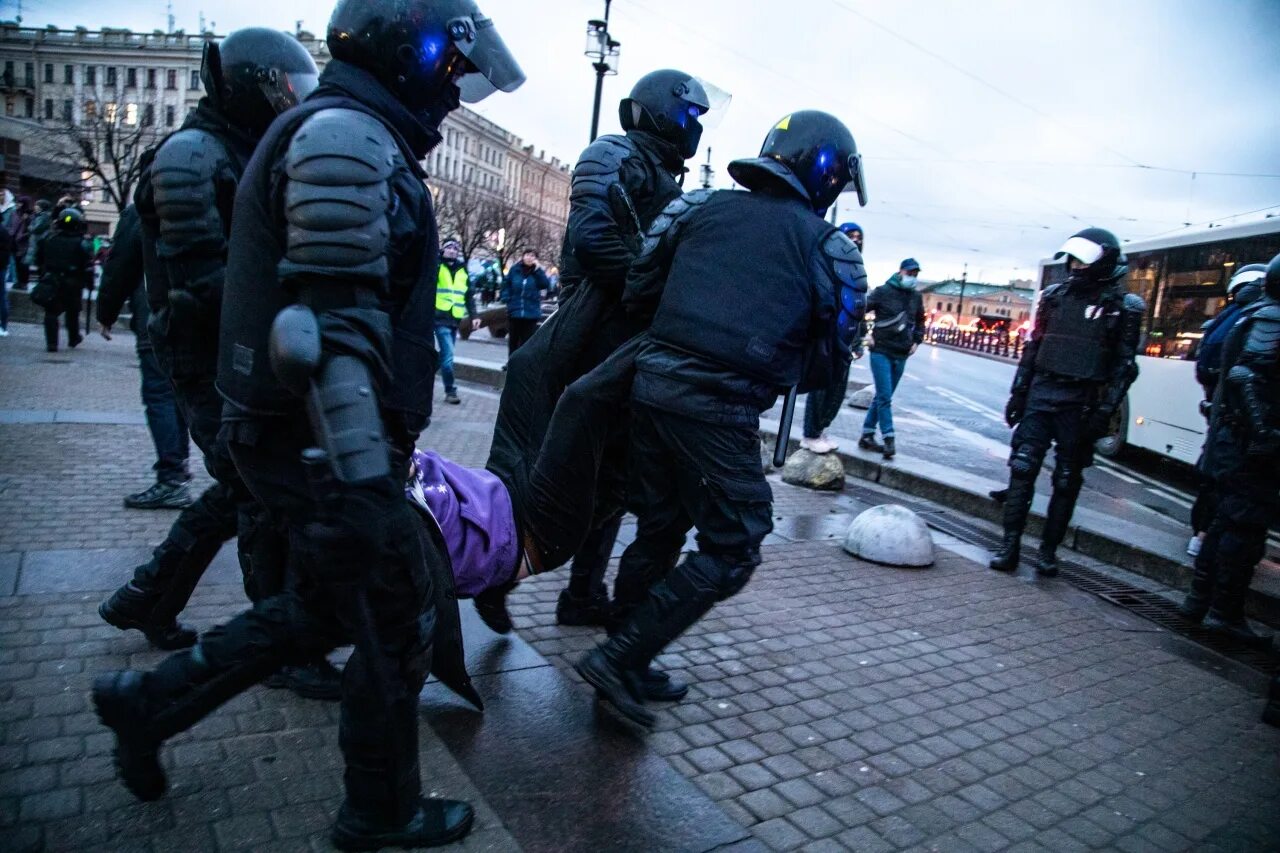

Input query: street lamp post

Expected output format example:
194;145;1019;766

699;147;714;189
956;263;969;326
585;1;620;143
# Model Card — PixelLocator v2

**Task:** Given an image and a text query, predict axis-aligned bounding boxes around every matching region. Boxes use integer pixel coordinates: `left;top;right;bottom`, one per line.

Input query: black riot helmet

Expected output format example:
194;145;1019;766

201;29;320;138
620;70;714;160
1055;227;1125;282
55;207;86;235
728;111;867;214
1228;263;1267;300
1265;253;1280;301
327;0;524;127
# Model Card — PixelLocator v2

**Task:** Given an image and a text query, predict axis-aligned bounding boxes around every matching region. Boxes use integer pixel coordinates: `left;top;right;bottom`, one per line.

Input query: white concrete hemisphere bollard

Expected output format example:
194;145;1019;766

848;385;875;410
843;504;935;567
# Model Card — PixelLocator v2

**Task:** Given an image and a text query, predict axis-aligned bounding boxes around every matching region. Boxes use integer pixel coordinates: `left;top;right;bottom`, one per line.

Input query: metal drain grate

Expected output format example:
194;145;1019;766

843;484;1280;675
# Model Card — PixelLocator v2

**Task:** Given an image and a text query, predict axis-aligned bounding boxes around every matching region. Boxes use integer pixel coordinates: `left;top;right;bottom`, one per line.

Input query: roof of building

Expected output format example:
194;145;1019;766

923;280;1034;302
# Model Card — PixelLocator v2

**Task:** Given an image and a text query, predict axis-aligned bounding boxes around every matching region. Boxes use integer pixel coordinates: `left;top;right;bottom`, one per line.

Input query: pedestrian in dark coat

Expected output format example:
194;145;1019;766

859;259;927;459
500;248;550;354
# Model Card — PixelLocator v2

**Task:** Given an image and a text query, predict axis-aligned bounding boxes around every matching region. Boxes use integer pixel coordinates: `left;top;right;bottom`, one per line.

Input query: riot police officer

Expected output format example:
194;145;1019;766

93;1;523;847
575;111;869;727
484;69;718;633
97;30;335;701
990;228;1144;576
1179;253;1280;648
34;207;91;352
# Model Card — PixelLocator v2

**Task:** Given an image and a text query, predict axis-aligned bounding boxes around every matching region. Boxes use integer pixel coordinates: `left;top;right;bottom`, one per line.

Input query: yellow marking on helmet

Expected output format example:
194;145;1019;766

775;115;791;131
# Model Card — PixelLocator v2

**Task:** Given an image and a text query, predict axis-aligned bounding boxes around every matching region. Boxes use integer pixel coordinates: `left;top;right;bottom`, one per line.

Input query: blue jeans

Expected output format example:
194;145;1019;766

434;323;458;394
862;351;907;438
139;346;190;484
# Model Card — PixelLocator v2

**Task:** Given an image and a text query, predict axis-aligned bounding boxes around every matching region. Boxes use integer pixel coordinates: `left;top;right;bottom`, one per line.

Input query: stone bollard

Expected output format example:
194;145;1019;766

781;449;845;491
847;385;875;410
843;505;934;567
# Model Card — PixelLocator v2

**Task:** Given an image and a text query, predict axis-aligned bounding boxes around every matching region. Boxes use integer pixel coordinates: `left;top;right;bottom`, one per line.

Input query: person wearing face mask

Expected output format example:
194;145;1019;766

800;221;866;454
858;258;926;460
990;228;1143;577
91;1;524;847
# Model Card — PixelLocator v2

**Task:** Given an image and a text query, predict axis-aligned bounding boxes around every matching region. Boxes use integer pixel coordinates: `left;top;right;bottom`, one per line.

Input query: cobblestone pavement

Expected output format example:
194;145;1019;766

2;321;1279;852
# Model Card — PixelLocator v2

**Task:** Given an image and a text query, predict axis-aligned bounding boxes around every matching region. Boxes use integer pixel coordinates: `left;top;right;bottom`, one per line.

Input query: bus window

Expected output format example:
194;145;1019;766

1146;242;1227;359
1039;260;1069;290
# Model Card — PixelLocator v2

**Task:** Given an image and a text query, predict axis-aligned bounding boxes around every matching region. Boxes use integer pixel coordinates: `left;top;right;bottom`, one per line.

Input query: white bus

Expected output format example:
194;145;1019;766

1036;219;1280;466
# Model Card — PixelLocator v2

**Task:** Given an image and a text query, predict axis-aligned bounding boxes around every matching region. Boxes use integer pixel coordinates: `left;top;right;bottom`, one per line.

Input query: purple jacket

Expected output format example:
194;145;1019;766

406;450;520;596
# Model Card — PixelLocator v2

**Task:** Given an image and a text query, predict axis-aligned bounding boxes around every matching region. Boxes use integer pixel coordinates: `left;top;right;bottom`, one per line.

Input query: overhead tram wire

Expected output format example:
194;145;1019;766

1137;202;1280;241
619;0;1142;230
868;156;1280;180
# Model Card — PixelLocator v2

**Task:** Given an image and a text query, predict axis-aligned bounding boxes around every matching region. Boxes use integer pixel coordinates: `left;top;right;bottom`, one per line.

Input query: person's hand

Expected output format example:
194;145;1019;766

99;323;112;340
909;343;919;356
1085;407;1115;440
471;317;482;332
852;348;864;361
1247;428;1280;460
1004;396;1025;428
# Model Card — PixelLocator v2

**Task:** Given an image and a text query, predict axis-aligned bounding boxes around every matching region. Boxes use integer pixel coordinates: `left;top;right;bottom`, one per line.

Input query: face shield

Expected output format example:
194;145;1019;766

846;151;868;207
258;68;320;116
448;13;526;103
683;77;732;130
1055;235;1106;266
1228;267;1266;294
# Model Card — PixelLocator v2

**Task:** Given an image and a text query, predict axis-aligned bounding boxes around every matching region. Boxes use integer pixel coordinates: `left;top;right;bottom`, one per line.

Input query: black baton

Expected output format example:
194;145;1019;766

774;386;799;469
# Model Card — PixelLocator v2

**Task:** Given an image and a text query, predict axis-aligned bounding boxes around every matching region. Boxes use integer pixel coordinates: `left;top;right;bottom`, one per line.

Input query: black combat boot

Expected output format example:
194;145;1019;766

332;798;475;851
264;658;343;701
882;436;896;460
1034;548;1059;577
639;666;690;702
1264;674;1280;728
1036;476;1082;579
1204;549;1274;649
556;588;612;627
99;583;198;651
92;670;168;801
989;532;1021;573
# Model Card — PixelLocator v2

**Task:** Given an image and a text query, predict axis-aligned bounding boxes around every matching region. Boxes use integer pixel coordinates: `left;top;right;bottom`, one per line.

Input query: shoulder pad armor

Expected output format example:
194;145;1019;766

1122;292;1146;314
1251;301;1280;323
150;129;230;251
822;229;867;290
283;109;395;274
637;189;714;254
570;135;639;198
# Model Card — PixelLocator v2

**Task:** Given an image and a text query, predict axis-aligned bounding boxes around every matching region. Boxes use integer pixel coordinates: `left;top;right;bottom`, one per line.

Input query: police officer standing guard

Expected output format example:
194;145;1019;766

1180;253;1280;648
990;228;1144;575
575;111;869;727
92;1;524;848
98;30;338;697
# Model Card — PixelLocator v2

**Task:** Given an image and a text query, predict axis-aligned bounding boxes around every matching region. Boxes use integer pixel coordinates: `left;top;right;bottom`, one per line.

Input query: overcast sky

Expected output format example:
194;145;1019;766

11;0;1280;285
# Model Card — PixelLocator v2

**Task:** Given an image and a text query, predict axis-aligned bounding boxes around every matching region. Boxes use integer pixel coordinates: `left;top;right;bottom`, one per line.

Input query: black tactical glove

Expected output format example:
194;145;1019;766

1005;396;1026;428
1247;428;1280;460
1199;399;1213;423
1086;407;1115;440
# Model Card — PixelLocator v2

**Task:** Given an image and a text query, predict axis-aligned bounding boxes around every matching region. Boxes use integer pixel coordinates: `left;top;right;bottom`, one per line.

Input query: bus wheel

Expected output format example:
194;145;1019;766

1094;399;1128;459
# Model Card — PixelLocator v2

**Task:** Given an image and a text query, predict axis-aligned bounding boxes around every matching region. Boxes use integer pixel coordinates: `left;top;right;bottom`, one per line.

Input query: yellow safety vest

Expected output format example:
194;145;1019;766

435;263;469;320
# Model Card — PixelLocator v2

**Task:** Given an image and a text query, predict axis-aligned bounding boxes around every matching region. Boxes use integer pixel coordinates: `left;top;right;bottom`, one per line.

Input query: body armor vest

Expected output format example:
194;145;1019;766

1034;282;1123;382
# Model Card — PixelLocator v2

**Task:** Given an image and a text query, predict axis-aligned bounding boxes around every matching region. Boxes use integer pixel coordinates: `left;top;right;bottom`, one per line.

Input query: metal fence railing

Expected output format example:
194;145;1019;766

926;327;1024;360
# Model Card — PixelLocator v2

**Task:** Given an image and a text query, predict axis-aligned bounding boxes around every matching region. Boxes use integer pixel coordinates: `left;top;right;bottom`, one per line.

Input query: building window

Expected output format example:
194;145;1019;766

125;103;138;125
143;103;155;126
188;70;199;90
25;62;34;86
44;63;53;84
83;100;96;120
44;98;53;120
3;61;12;85
946;302;953;312
106;67;117;87
105;101;117;123
85;65;96;86
62;99;73;122
166;69;177;90
166;105;176;127
64;64;74;85
126;68;137;88
147;68;157;89
24;96;34;118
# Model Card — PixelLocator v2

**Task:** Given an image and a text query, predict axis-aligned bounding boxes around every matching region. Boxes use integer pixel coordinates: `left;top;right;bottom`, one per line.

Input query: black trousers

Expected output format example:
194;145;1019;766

1194;457;1277;620
43;286;81;350
142;418;438;827
604;405;773;671
1002;406;1095;549
507;317;539;355
129;376;275;622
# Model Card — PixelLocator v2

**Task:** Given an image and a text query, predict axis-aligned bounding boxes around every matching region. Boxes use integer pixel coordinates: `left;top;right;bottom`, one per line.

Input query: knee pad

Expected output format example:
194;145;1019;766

1051;465;1082;493
1009;445;1044;482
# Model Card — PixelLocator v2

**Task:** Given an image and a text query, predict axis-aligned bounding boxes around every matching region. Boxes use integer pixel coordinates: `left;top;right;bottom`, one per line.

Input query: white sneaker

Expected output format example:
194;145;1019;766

1186;536;1202;557
800;435;838;454
0;328;9;337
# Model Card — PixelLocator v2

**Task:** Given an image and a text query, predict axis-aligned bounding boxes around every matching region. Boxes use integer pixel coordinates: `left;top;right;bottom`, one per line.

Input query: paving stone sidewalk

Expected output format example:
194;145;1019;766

2;322;1279;852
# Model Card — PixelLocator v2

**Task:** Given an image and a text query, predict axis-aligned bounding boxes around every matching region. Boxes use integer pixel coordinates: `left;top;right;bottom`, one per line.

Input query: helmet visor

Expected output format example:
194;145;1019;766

686;77;732;130
1229;268;1266;293
846;151;868;207
258;70;319;116
1056;235;1105;266
449;13;526;103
